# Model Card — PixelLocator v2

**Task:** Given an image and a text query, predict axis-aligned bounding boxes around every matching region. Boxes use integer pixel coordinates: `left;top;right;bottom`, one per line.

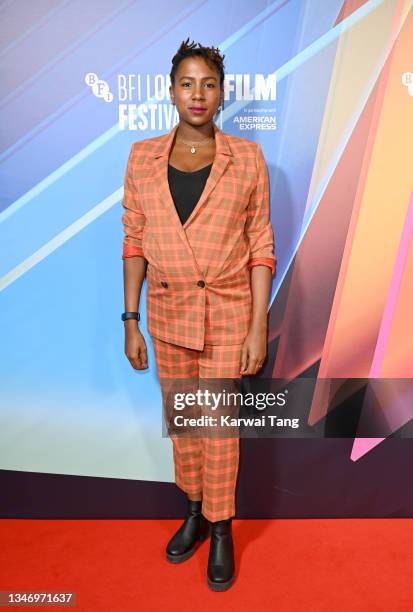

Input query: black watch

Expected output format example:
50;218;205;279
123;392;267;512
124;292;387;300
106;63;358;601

121;311;140;322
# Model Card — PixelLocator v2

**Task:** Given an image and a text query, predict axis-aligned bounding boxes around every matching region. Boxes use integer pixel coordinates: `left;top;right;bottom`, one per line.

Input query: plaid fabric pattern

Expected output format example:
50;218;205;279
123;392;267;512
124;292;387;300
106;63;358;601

152;335;243;522
121;122;276;350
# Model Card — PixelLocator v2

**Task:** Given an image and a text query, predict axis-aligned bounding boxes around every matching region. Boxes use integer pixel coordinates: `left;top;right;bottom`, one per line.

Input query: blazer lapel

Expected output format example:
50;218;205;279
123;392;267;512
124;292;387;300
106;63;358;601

150;123;186;246
181;124;233;230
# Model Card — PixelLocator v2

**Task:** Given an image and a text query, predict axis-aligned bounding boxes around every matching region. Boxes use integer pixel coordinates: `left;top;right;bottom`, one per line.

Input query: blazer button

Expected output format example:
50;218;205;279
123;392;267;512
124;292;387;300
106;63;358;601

197;280;205;288
161;281;168;288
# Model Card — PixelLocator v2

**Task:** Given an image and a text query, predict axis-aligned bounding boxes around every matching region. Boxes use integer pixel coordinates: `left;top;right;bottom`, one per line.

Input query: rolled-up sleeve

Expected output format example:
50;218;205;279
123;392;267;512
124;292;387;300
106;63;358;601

121;143;146;260
245;143;276;276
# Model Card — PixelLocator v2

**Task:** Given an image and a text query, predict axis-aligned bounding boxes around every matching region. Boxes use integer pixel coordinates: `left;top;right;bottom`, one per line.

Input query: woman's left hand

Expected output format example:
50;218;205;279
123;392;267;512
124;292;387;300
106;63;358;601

240;326;267;375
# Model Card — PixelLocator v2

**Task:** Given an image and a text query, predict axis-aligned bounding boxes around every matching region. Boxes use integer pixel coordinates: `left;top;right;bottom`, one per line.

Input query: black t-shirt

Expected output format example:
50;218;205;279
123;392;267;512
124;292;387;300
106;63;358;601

167;163;213;225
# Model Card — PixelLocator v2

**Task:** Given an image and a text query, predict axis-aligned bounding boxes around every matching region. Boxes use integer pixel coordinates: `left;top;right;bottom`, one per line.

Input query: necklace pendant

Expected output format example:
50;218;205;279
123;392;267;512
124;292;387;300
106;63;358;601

190;146;196;154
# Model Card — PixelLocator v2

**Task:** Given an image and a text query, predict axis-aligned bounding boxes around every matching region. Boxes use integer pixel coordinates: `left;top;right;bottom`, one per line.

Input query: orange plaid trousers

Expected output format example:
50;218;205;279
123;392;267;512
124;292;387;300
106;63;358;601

151;335;243;523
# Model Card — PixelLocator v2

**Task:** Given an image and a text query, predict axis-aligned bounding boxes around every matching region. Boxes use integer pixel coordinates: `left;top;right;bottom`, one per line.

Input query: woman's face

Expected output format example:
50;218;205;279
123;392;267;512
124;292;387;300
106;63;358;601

170;56;223;127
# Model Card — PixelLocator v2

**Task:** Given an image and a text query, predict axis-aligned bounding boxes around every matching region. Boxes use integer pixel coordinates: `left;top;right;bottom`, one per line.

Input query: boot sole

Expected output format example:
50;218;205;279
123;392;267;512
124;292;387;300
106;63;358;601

207;574;235;591
166;526;210;564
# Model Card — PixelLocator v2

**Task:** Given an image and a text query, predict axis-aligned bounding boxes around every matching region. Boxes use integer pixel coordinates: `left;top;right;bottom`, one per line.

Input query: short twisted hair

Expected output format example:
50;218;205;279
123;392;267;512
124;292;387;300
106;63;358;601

170;37;225;87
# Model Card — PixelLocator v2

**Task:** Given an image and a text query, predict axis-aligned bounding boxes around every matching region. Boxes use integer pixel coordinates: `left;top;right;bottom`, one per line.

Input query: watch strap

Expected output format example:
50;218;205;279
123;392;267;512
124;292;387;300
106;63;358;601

121;311;140;322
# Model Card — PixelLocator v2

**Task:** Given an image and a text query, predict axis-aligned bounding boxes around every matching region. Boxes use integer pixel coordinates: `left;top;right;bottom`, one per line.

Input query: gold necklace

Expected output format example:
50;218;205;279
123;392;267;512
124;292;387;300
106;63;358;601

176;135;214;154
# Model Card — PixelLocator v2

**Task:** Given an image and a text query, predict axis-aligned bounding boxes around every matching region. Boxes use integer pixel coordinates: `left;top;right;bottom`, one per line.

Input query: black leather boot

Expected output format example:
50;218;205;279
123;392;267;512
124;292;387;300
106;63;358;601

166;498;210;563
207;517;235;591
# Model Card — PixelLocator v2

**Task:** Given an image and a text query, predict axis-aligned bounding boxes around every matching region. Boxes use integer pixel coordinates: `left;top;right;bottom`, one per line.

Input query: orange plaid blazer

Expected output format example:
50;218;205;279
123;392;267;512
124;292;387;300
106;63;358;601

121;121;276;351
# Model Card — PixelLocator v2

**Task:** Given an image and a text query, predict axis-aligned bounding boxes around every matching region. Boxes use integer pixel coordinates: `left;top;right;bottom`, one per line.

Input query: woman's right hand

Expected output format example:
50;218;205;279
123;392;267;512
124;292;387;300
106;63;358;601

124;322;148;370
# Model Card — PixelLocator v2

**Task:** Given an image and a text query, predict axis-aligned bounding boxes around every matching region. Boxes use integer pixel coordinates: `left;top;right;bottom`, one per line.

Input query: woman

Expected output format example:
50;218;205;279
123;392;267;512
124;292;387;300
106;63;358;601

121;38;276;592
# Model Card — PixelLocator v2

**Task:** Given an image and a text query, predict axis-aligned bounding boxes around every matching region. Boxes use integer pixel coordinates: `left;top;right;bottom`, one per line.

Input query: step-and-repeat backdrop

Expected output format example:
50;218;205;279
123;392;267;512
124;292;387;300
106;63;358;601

1;0;412;517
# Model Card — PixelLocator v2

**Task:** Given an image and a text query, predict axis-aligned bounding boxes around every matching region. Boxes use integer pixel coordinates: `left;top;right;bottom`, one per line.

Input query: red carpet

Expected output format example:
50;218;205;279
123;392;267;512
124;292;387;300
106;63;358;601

1;519;413;610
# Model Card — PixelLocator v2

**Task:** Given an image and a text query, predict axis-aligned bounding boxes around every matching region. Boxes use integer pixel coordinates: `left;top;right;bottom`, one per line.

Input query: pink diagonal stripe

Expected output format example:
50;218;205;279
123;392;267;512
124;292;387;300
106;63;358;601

351;187;413;461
